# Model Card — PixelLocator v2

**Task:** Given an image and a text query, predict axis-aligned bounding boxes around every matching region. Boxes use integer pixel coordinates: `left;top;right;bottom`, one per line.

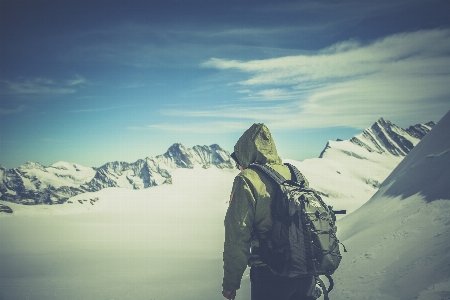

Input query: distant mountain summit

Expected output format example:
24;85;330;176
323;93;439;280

405;121;436;139
320;118;435;158
159;143;232;169
0;144;233;205
286;118;436;216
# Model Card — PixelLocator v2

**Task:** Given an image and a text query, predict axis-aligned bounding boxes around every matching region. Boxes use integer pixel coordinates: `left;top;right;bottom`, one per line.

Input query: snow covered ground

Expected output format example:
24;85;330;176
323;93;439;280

287;145;402;216
0;155;398;299
332;110;450;300
0;167;246;300
1;113;448;299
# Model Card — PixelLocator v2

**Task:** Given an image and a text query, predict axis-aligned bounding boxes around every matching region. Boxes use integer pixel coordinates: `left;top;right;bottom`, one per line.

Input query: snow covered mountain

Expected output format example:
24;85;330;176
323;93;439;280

0;161;95;205
288;118;435;214
83;143;233;192
332;110;450;300
320;118;435;158
0;143;233;205
0;119;435;208
0;114;446;300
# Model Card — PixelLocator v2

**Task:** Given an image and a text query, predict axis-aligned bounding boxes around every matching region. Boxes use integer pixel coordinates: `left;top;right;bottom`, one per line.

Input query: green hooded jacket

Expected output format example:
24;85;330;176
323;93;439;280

222;123;293;291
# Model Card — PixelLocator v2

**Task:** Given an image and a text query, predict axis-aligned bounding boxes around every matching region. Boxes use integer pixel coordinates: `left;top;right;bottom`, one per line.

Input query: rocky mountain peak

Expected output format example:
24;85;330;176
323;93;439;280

319;118;435;159
349;119;434;156
19;161;47;172
405;121;436;139
0;143;233;206
163;143;194;168
375;117;391;126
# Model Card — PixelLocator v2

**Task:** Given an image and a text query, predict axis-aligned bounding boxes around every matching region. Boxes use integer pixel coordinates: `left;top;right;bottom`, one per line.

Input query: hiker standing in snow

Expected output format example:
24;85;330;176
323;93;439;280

222;123;316;300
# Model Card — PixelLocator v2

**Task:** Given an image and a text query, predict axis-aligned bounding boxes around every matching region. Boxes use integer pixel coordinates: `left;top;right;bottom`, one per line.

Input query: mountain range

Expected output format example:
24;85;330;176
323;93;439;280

0;113;447;300
0;143;233;205
0;118;435;208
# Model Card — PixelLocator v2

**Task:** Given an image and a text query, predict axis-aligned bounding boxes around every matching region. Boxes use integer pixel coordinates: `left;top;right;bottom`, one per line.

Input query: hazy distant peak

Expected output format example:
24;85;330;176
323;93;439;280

0;143;233;205
19;161;47;172
350;119;432;157
405;121;436;139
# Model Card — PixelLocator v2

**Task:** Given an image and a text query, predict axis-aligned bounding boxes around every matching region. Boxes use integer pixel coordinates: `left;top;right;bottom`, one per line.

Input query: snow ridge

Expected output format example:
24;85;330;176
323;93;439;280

346;118;435;157
333;110;450;300
0;143;233;205
293;118;435;216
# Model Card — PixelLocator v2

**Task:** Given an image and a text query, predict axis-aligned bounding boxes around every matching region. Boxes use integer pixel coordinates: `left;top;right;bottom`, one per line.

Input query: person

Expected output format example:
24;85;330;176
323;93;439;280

222;123;316;300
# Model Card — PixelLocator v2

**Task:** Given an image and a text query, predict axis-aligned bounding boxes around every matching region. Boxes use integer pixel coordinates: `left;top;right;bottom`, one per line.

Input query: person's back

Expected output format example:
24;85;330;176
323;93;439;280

222;123;316;300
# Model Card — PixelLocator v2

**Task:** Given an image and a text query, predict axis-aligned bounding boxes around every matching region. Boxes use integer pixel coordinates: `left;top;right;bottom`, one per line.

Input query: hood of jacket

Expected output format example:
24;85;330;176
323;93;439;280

233;123;281;169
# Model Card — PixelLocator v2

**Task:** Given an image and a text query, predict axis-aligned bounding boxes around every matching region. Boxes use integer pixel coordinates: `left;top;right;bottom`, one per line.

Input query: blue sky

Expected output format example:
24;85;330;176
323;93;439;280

1;0;450;169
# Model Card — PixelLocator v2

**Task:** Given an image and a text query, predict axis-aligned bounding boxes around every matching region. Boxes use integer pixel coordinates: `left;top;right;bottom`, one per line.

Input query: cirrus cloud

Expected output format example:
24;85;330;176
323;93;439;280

1;75;87;96
196;29;450;129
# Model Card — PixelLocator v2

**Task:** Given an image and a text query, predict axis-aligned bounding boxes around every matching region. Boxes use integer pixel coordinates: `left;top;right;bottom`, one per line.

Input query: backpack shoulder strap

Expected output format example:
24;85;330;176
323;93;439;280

248;163;286;185
250;163;308;188
284;163;309;188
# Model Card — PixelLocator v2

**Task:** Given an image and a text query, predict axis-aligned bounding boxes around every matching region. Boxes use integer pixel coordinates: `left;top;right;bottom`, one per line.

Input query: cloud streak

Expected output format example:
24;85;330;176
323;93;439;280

69;104;140;113
1;75;87;96
129;121;249;134
203;30;450;85
177;29;450;130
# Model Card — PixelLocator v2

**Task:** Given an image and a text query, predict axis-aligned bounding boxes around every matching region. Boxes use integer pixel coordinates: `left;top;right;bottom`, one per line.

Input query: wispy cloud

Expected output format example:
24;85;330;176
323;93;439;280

244;88;302;101
128;121;249;134
66;74;87;86
191;29;450;129
1;78;76;95
1;75;87;95
159;104;297;121
203;30;450;86
69;104;140;113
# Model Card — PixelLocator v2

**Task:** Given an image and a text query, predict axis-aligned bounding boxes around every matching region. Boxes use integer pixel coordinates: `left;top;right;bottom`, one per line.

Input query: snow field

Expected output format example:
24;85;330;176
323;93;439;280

332;194;450;300
0;167;247;300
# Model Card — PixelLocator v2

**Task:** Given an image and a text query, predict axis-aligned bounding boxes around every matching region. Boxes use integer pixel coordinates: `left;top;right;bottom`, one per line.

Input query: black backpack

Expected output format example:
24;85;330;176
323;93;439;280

250;163;345;299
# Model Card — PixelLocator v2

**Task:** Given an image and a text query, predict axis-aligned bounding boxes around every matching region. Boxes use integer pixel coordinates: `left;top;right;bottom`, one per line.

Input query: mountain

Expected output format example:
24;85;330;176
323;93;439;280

0;114;446;299
287;118;435;214
0;161;94;205
0;144;233;205
332;110;450;299
0;118;435;208
320;118;435;158
83;143;233;192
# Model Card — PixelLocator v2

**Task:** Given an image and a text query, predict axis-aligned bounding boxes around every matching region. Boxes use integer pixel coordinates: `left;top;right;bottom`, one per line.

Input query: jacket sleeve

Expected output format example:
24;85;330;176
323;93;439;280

223;175;256;291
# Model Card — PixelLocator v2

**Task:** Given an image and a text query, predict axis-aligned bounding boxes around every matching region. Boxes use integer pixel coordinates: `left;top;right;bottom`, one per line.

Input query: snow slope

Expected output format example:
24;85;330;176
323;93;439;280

332;110;450;300
285;118;434;216
1;161;95;190
0;166;243;300
286;139;403;215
